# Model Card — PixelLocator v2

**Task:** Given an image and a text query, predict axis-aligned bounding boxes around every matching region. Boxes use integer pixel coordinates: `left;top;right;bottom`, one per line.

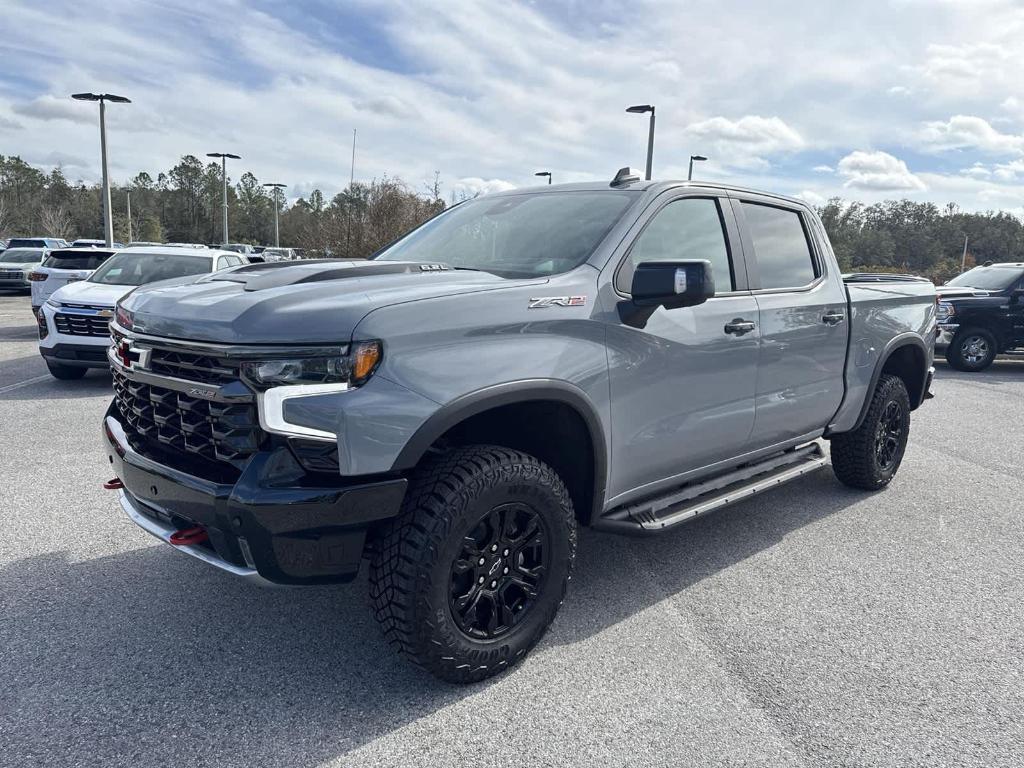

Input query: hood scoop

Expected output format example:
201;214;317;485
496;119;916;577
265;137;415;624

207;259;454;292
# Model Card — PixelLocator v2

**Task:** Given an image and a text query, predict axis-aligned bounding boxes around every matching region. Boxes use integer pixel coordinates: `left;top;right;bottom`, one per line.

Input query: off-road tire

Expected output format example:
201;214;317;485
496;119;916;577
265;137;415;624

945;326;997;372
45;362;87;380
830;373;911;490
369;445;576;684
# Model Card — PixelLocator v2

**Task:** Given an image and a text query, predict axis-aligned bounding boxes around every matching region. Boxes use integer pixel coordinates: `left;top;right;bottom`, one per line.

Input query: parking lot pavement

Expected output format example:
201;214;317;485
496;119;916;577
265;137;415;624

1;287;1022;768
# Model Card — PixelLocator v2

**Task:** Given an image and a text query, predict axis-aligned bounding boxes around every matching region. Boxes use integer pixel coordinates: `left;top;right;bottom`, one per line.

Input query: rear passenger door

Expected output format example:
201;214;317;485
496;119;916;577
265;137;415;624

732;195;847;447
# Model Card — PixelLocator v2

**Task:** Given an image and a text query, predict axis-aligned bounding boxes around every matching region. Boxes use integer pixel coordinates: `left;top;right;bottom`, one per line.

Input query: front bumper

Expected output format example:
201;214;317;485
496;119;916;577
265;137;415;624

104;410;407;585
935;323;958;350
0;277;30;288
40;342;110;368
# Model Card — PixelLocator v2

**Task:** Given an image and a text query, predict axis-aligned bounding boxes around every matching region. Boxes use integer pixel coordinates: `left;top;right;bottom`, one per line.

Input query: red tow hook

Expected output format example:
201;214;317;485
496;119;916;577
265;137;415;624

169;526;209;546
103;478;124;490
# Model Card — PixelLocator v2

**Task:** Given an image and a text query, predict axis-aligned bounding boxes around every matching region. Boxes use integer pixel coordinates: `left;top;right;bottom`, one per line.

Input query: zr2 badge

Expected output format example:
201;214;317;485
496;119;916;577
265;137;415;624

528;296;586;309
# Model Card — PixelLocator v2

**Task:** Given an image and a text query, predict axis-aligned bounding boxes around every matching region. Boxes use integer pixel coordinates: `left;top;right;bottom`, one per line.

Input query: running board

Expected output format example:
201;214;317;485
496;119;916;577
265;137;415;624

594;443;828;536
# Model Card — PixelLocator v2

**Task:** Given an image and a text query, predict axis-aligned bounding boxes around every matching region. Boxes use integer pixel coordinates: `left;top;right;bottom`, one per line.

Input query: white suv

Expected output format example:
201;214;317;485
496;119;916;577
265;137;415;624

30;247;117;315
38;247;248;379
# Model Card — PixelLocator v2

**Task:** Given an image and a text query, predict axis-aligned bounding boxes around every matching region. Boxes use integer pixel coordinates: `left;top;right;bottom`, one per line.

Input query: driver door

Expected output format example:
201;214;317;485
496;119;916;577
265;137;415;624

602;193;760;506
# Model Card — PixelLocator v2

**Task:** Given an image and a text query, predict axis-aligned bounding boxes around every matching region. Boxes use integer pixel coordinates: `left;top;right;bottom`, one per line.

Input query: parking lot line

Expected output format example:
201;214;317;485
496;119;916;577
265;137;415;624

0;373;51;394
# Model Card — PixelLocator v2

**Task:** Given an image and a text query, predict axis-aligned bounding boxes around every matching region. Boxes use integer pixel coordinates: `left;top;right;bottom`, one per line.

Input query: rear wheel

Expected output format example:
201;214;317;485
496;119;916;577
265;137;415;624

830;374;911;490
45;362;87;380
369;445;576;683
946;327;997;372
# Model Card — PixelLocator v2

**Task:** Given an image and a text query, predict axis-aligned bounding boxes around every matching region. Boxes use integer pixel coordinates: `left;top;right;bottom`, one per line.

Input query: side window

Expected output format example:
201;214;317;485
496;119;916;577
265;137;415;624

623;197;734;292
741;202;817;290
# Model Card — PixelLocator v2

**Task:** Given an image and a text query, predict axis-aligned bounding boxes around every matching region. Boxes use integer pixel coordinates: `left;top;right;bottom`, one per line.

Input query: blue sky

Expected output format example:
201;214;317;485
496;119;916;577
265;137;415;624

3;0;1024;211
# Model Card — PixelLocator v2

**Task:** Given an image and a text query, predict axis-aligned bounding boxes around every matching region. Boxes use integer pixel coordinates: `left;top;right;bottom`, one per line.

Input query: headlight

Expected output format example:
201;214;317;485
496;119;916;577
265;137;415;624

115;305;134;329
936;301;955;321
241;341;381;389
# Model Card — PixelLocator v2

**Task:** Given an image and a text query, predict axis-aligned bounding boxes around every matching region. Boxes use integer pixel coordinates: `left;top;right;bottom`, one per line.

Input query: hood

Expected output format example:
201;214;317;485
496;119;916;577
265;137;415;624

936;286;992;300
119;260;545;343
50;279;134;308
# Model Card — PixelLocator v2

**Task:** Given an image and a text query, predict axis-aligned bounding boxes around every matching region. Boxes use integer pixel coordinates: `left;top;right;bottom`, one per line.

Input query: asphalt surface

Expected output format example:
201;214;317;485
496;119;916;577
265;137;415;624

1;289;1021;767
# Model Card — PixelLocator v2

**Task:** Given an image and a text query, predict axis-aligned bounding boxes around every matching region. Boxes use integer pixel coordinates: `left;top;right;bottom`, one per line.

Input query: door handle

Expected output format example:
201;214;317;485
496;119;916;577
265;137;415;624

822;310;846;326
724;318;756;336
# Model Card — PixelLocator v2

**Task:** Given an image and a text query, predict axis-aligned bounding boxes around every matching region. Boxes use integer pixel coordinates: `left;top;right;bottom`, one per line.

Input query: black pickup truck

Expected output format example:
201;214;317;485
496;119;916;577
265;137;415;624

936;262;1024;371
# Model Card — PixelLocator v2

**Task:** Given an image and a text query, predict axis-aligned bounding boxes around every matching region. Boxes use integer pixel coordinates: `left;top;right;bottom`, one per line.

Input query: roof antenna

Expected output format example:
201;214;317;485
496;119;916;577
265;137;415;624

610;167;643;187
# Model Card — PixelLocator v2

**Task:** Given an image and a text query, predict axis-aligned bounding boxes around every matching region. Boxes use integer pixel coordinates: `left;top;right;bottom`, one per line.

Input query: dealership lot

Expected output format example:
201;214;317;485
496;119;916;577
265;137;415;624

1;289;1021;767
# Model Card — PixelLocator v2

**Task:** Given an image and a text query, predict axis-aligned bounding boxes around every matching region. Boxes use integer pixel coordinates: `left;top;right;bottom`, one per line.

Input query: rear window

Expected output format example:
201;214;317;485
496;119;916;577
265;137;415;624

89;252;211;286
741;202;818;290
6;238;46;248
43;250;114;270
0;248;44;263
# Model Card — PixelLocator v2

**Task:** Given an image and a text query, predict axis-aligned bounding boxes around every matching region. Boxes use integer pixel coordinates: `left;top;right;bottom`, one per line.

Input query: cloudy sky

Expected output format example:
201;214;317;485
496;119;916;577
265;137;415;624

3;0;1024;210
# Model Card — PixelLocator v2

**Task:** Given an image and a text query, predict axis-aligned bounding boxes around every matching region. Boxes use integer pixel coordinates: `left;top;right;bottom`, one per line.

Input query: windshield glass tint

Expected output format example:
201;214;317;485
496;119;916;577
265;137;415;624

6;239;45;248
945;266;1024;290
0;249;43;263
89;252;210;286
44;250;113;270
374;192;637;277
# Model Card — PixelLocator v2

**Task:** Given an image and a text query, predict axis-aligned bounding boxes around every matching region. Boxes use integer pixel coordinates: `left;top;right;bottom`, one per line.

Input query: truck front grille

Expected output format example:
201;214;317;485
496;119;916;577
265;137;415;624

147;349;241;385
54;312;111;337
112;369;264;467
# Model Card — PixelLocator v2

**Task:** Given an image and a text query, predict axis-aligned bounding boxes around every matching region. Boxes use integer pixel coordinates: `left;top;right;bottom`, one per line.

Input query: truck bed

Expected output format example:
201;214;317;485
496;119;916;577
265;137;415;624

828;276;937;434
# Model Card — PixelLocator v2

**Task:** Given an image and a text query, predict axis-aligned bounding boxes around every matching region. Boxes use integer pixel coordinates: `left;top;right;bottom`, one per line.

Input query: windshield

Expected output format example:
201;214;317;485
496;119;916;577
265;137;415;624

0;248;43;263
44;250;114;270
945;266;1024;291
373;191;637;278
89;252;211;286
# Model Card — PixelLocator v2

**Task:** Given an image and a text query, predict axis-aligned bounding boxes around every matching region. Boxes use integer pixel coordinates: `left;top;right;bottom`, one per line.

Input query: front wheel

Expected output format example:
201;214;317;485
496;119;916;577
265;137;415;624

369;445;576;683
946;327;997;372
830;373;911;490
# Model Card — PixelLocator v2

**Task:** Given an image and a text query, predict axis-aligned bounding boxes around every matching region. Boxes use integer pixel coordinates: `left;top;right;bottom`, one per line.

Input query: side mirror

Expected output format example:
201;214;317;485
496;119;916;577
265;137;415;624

631;260;715;309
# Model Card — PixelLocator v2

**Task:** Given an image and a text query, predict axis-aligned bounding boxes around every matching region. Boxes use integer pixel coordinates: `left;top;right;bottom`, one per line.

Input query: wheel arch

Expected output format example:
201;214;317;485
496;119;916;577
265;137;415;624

849;334;930;432
391;380;607;526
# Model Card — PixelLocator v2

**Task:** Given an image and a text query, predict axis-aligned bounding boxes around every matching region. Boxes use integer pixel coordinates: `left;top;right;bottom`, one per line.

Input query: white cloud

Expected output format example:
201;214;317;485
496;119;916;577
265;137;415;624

887;86;911;97
684;116;804;168
919;115;1024;154
796;189;827;206
11;95;94;125
812;165;834;173
450;177;516;199
837;151;926;191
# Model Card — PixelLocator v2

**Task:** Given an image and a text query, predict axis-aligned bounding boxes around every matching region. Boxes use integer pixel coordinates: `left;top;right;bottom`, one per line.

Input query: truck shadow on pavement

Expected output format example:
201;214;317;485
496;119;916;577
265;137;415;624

0;470;864;766
933;358;1024;386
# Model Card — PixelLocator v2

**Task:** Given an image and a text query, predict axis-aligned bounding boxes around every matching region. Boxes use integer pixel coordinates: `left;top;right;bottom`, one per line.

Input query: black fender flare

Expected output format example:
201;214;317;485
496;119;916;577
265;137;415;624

391;379;608;520
848;333;930;432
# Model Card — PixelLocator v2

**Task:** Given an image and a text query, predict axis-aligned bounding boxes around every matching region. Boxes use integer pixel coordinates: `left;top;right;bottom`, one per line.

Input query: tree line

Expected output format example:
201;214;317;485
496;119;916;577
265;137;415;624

2;153;1023;279
0;154;445;258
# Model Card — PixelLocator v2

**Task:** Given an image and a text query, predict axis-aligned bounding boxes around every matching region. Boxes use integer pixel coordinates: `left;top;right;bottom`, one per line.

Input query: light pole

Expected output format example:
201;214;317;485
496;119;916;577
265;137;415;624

207;152;241;245
534;171;552;185
688;154;708;181
126;190;132;243
71;92;130;247
626;104;656;180
263;183;286;247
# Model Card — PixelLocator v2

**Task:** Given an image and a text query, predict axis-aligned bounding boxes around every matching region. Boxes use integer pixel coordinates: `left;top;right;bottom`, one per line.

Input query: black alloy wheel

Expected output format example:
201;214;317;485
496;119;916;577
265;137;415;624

449;503;549;640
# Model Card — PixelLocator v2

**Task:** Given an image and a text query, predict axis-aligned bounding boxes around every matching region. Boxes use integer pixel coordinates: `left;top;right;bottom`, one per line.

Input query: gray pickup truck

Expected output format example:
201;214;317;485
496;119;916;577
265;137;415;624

102;170;936;682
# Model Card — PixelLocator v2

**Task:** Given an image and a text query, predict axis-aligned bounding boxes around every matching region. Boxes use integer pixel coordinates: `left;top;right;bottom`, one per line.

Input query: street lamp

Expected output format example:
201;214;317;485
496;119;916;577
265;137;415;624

71;92;131;247
688;154;708;181
207;152;241;245
263;183;286;248
626;104;655;181
534;171;552;185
